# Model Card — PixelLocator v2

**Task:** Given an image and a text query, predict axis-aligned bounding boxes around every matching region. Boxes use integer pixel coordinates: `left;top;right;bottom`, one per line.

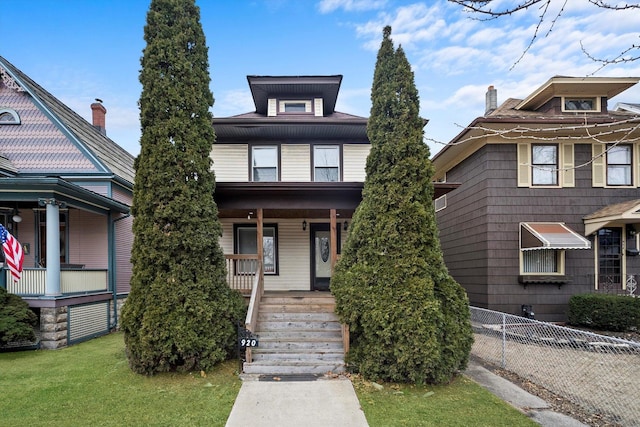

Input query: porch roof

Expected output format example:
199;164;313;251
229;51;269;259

583;199;640;235
215;181;460;218
0;177;130;214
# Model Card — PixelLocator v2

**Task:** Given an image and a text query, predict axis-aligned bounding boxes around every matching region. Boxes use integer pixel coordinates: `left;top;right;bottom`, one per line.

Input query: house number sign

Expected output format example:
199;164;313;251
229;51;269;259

237;325;259;348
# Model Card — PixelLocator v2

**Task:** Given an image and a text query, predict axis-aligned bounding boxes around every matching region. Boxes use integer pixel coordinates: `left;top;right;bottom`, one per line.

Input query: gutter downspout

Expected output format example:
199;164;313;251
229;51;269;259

110;213;131;330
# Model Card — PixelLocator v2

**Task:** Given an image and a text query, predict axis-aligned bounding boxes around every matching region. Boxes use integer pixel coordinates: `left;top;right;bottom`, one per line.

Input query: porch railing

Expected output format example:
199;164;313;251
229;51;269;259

224;255;261;294
5;268;108;295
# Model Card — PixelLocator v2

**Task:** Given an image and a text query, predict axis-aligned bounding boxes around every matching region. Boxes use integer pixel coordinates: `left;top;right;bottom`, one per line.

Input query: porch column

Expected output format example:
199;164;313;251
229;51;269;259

330;209;338;272
41;198;64;296
256;208;263;268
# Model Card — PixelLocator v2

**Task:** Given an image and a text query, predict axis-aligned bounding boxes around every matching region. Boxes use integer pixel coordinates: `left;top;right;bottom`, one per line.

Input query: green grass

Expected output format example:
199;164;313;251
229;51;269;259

1;333;536;427
353;374;538;427
0;332;241;427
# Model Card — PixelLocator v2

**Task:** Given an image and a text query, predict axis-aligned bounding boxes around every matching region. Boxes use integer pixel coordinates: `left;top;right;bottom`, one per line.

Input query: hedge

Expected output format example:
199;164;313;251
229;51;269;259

568;294;640;332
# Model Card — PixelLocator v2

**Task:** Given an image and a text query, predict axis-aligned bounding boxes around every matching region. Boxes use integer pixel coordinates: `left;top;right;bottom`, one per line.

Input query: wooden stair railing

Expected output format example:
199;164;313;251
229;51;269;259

243;260;263;364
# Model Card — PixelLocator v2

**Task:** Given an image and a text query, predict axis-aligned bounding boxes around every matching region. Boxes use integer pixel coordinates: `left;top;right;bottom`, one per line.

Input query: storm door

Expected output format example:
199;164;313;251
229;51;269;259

597;227;622;291
310;224;339;291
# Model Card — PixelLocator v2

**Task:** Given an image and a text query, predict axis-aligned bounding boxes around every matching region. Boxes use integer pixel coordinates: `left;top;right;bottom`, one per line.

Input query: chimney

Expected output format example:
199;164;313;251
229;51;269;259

91;99;107;135
485;85;497;116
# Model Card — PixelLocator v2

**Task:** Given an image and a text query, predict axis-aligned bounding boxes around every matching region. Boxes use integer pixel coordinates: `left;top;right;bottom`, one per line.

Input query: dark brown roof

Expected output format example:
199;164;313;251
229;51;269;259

247;75;342;115
0;56;135;185
213;111;368;140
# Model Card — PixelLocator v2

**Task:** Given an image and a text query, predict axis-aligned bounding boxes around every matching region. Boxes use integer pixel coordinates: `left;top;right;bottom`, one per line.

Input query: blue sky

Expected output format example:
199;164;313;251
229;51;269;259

2;0;640;157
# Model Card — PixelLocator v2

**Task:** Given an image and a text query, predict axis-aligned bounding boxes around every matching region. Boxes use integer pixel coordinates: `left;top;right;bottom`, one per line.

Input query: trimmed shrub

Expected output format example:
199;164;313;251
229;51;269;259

568;294;640;331
0;287;37;345
331;27;473;385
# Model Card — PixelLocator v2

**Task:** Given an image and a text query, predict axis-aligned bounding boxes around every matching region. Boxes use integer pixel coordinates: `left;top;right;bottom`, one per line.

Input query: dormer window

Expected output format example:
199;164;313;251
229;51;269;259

0;108;20;124
562;97;600;112
279;100;312;114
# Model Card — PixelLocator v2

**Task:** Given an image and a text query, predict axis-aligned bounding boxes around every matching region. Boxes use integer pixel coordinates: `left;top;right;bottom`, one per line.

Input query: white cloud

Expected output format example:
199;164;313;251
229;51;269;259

213;89;255;117
318;0;387;13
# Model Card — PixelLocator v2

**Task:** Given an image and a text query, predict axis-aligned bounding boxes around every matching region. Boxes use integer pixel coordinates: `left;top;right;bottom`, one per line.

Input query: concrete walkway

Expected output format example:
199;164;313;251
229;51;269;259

225;375;368;427
226;361;588;427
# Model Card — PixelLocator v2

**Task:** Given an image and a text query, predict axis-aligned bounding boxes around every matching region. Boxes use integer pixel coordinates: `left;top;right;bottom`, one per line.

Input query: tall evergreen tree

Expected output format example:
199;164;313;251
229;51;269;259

331;26;472;384
121;0;245;375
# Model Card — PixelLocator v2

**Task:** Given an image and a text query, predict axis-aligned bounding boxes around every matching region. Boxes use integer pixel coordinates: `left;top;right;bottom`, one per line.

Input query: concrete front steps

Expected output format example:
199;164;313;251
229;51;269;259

243;292;346;375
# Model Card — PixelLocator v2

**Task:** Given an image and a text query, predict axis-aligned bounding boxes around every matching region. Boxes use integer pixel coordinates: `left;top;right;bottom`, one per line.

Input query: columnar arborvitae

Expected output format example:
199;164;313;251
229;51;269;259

121;0;245;375
331;26;473;384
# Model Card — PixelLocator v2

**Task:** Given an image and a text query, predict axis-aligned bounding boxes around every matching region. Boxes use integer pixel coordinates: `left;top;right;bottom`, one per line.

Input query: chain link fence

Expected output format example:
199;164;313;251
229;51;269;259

470;306;640;427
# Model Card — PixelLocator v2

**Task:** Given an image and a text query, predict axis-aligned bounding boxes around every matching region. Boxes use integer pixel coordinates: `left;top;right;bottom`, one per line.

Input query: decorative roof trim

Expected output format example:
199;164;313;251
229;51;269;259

0;65;25;92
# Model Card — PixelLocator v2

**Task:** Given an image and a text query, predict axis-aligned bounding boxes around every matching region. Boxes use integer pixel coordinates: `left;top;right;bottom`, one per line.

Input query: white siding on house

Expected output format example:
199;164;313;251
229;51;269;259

281;145;311;181
314;98;323;117
211;144;248;181
220;218;325;291
343;144;370;182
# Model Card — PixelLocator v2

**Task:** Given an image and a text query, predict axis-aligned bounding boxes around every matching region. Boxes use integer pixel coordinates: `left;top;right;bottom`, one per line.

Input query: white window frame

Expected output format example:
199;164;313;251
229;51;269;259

0;108;20;124
251;146;278;182
279;100;312;114
562;96;601;112
606;144;633;187
313;145;340;182
520;249;565;275
434;195;447;212
531;144;558;186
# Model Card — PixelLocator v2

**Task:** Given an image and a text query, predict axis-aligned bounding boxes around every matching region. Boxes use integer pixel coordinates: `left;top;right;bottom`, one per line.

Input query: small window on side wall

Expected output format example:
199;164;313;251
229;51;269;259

0;108;20;124
522;249;562;274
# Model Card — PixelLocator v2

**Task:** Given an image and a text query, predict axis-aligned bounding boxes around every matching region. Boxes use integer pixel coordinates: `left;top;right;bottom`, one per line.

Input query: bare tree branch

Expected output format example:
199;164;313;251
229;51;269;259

449;0;640;70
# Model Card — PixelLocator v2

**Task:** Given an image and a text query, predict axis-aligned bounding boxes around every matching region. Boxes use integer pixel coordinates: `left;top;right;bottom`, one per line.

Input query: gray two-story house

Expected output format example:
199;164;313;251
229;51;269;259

433;76;640;322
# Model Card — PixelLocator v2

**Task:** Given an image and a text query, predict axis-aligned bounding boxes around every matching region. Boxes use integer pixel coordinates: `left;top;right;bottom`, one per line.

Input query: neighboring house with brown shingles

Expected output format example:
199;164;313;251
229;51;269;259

433;76;640;322
0;56;134;348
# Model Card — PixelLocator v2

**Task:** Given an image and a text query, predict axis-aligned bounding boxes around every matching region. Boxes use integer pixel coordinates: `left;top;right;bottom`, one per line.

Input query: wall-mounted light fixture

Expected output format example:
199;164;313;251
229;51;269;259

343;221;348;231
302;220;307;231
247;211;254;220
12;208;22;223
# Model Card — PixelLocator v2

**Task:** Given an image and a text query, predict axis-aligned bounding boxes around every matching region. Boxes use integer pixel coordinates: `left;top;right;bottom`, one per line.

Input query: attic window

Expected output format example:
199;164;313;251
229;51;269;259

279;100;312;114
563;97;599;112
0;108;20;124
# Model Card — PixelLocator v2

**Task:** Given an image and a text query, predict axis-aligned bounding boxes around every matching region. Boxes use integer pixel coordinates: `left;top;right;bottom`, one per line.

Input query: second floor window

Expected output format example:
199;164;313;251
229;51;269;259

607;145;632;186
314;146;339;182
252;146;277;181
531;145;558;185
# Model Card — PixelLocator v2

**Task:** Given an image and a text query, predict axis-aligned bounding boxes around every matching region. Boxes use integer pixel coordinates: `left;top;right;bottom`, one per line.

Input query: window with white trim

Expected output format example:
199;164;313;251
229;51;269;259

531;144;558;186
314;145;340;182
252;146;278;182
235;224;278;274
0;108;20;124
521;249;562;274
434;195;447;212
279;100;312;114
517;142;574;188
607;144;632;186
563;97;599;112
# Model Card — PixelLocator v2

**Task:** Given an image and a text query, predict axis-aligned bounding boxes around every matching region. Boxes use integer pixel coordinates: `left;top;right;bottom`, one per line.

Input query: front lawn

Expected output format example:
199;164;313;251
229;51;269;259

0;332;241;426
1;332;536;426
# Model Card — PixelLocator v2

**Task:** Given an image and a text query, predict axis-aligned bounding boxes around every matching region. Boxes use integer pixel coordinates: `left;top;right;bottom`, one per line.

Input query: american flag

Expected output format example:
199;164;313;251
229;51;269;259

0;224;24;283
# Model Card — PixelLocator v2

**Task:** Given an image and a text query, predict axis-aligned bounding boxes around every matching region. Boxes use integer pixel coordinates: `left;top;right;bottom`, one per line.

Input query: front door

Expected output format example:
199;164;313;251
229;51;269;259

598;227;623;290
311;224;337;291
